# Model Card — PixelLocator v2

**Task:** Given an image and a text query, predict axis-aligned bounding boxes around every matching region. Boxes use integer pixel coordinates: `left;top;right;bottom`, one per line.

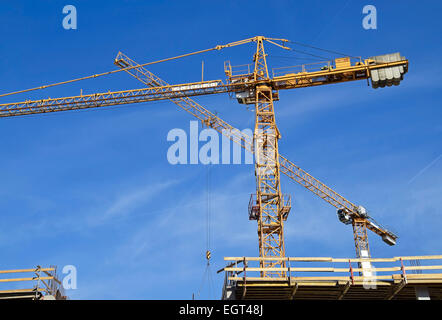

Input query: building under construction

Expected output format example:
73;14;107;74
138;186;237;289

219;255;442;300
0;36;440;300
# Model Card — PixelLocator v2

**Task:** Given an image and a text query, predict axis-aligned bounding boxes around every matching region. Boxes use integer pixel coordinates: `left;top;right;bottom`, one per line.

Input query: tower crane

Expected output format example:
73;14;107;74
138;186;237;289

0;36;408;278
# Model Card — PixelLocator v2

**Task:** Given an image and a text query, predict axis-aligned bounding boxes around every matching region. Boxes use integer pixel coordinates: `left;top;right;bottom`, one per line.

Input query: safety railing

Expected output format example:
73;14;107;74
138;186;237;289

272;61;332;77
221;255;442;286
248;194;292;221
0;266;66;300
272;56;363;78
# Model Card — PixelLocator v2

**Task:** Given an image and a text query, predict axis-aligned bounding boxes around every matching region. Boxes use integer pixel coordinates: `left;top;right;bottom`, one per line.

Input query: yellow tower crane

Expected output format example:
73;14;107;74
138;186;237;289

0;36;408;278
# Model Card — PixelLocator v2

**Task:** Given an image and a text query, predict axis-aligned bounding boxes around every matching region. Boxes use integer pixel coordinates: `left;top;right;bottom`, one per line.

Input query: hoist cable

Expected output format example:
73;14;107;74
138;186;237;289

287;40;360;59
268;55;325;62
286;48;331;61
195;164;215;299
206;164;210;252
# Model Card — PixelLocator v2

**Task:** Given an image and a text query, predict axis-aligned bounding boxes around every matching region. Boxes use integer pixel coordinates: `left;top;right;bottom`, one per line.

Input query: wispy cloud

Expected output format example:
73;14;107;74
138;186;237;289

87;179;178;226
0;177;180;248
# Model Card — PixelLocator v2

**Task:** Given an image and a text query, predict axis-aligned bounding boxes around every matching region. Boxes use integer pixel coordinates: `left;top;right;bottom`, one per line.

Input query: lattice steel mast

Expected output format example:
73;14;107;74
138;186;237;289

251;37;287;276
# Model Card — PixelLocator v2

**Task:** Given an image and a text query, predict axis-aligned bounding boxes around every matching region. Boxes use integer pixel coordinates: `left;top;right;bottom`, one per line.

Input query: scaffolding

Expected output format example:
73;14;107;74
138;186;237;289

0;266;67;300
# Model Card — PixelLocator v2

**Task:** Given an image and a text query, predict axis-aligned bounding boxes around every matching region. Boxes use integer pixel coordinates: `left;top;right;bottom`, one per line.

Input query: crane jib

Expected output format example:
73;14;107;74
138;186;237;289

0;37;405;261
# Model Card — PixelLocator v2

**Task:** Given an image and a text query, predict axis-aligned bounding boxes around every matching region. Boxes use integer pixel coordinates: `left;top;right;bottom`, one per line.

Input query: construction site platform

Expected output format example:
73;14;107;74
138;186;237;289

220;255;442;300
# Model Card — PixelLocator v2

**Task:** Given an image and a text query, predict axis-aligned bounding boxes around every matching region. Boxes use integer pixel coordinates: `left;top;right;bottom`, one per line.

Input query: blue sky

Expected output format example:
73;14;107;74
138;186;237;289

0;0;441;299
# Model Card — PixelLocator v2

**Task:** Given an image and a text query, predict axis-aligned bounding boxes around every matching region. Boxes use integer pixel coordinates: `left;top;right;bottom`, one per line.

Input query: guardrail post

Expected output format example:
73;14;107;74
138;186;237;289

349;260;354;285
242;257;247;300
400;258;408;284
34;265;41;300
287;258;291;285
243;257;247;282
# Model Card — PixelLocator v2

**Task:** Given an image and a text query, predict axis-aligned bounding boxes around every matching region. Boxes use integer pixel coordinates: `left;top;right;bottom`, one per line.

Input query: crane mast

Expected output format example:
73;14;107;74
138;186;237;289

353;218;370;259
251;38;287;277
0;36;407;273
